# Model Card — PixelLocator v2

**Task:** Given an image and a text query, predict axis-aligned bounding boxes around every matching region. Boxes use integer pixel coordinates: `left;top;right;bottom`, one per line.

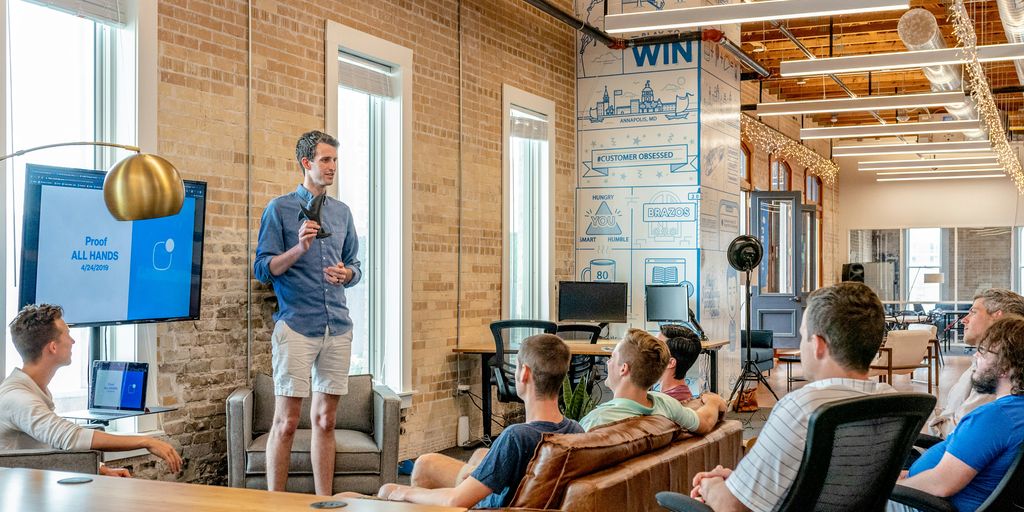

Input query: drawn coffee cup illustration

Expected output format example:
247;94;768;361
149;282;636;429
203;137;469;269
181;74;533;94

581;259;616;282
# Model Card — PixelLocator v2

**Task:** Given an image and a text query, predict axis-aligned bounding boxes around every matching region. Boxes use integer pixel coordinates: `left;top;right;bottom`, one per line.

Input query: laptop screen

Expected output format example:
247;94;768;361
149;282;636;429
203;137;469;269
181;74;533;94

89;361;148;411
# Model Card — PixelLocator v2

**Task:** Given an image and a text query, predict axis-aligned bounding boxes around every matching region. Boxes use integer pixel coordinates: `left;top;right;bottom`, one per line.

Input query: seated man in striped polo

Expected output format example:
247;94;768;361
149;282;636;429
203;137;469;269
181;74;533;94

689;281;894;512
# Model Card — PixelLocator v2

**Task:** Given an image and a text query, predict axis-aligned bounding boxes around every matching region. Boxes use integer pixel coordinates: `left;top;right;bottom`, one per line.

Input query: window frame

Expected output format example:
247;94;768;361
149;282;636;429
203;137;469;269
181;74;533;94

770;157;792;191
501;85;555;321
0;0;159;436
324;20;413;402
740;142;752;191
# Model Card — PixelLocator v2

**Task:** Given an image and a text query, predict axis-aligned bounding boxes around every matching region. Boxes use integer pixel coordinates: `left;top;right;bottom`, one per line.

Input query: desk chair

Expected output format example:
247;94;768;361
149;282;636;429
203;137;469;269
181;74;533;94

489;320;558;403
556;323;603;392
655;393;936;512
889;440;1024;511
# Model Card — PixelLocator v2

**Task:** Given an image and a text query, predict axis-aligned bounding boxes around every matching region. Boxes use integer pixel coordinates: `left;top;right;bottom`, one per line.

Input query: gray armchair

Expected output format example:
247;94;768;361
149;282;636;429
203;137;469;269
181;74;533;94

0;448;100;474
226;373;400;494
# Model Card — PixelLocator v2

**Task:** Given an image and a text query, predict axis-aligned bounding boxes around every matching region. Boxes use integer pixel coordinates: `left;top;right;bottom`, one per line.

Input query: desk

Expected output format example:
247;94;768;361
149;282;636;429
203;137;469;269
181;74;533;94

0;468;465;512
453;339;729;440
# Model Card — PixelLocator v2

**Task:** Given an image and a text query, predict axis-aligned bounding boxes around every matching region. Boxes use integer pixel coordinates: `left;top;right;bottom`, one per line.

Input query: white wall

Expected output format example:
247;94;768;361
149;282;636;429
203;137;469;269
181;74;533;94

837;143;1024;268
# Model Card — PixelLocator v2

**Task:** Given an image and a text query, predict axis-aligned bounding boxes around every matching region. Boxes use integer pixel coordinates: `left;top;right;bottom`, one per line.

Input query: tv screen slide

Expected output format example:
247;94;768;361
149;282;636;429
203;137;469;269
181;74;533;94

19;164;207;326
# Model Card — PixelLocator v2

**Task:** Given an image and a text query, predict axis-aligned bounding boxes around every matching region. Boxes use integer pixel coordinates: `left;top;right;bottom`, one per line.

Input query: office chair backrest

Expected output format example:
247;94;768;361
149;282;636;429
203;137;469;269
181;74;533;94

741;329;773;349
489;320;558;403
556;324;603;391
778;393;936;511
977;441;1024;511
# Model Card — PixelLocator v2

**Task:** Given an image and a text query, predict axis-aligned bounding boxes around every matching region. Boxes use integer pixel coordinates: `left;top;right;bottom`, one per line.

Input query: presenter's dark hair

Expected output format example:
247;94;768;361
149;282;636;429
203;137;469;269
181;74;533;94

518;334;571;398
295;130;339;174
9;304;64;363
804;282;885;372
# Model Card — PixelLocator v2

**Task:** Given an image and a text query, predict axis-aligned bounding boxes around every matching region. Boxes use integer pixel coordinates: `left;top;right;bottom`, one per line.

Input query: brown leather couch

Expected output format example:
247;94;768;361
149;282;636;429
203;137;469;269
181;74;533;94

497;416;743;511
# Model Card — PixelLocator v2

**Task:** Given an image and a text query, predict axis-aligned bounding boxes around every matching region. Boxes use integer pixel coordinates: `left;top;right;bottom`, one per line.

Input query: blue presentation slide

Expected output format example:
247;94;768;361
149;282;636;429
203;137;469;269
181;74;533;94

26;165;201;325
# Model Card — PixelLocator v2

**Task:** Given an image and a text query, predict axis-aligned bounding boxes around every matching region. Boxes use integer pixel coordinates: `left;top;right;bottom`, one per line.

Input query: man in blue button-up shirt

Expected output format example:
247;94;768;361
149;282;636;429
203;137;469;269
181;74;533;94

254;130;362;495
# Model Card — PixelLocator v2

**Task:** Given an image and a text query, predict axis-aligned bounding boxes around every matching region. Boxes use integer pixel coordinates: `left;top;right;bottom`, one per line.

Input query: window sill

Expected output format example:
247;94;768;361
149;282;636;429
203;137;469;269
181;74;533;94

398;390;415;410
101;430;165;463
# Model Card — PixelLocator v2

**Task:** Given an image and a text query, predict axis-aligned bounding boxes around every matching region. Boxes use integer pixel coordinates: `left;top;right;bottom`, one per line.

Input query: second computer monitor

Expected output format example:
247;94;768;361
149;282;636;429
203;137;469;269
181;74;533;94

645;284;690;323
557;281;628;323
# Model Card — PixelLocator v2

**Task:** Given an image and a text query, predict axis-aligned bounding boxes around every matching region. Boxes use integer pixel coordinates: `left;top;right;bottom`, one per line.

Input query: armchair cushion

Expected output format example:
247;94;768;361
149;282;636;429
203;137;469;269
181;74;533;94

0;448;100;474
252;373;374;434
246;429;381;474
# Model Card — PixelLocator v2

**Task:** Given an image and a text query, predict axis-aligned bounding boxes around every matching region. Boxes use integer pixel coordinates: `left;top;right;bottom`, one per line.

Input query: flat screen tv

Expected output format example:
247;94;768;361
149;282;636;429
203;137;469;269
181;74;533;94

19;164;207;327
557;281;628;324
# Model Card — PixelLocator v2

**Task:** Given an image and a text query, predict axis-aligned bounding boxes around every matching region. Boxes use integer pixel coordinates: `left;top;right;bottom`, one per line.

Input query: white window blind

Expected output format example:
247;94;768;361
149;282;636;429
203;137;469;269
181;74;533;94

338;51;392;98
26;0;125;26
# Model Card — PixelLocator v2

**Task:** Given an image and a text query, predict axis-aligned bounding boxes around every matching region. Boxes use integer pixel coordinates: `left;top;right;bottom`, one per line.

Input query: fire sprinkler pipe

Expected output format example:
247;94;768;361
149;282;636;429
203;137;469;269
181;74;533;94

521;0;769;77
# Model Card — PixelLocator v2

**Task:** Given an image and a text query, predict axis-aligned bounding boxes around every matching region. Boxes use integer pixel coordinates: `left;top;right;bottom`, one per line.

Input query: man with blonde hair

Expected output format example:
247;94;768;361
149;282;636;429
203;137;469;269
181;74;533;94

579;328;726;432
930;288;1024;437
375;334;583;508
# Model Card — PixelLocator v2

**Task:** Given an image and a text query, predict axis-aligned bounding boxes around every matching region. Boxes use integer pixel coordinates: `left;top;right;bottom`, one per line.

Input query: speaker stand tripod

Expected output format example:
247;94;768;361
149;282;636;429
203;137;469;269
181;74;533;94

727;268;779;408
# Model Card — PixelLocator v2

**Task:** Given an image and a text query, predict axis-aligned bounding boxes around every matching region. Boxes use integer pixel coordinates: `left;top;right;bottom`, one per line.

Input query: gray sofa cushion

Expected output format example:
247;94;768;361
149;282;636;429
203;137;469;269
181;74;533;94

246;428;380;474
252;373;374;434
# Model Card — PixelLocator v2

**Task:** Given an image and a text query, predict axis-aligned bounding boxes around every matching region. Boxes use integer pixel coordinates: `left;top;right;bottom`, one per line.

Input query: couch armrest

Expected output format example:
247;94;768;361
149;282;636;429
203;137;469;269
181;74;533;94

0;449;100;474
226;386;253;488
373;383;401;485
889;485;956;512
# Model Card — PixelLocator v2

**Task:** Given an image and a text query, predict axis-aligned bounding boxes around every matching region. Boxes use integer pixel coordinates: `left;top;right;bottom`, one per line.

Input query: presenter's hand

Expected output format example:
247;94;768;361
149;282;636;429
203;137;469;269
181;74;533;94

297;220;320;253
324;262;352;286
145;438;183;473
99;465;131;478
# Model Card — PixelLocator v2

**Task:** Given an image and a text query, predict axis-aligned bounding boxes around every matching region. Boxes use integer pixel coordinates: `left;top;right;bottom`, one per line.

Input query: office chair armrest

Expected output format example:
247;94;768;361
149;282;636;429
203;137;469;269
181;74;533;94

914;433;943;449
226;387;253;488
655;492;714;512
889;485;956;512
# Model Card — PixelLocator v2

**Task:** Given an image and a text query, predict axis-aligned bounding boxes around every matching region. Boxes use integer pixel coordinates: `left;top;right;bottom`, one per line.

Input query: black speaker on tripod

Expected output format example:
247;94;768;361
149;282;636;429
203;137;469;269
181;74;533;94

841;263;865;282
726;234;779;408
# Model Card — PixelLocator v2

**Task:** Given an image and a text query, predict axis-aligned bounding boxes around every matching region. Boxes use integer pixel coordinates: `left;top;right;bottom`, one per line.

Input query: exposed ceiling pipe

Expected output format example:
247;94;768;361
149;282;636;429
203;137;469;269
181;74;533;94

995;0;1024;89
898;8;985;139
521;0;768;76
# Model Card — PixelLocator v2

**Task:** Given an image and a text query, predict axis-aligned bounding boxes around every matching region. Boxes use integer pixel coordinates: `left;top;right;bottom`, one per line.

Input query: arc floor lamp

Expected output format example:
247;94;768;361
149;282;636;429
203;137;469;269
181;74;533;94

0;142;185;221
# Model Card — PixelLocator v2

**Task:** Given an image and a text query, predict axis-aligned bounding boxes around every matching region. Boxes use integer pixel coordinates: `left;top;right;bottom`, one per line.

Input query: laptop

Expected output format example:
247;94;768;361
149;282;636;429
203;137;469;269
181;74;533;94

63;361;173;422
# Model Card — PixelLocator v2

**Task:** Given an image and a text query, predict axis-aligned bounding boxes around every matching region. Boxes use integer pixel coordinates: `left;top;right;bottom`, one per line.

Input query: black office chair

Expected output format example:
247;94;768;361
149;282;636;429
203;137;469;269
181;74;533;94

556;323;603;392
655;393;937;512
488;320;558;403
889;440;1024;512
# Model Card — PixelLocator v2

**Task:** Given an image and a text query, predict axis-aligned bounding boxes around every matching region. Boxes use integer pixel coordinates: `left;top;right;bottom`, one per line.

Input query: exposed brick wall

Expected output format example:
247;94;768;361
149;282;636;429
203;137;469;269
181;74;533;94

110;0;577;484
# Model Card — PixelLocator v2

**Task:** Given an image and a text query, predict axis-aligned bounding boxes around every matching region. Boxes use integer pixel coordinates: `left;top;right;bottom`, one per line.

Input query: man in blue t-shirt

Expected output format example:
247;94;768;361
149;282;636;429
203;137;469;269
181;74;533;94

375;334;583;508
894;315;1024;512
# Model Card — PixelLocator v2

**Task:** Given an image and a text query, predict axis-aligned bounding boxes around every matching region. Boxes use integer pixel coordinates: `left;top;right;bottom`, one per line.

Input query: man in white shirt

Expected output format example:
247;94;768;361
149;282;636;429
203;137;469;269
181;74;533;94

928;289;1024;437
689;282;894;512
0;304;182;477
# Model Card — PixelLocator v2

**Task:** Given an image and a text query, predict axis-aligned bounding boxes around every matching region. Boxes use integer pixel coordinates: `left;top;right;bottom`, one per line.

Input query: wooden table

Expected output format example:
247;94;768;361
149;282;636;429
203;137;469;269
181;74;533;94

0;468;466;512
453;338;729;440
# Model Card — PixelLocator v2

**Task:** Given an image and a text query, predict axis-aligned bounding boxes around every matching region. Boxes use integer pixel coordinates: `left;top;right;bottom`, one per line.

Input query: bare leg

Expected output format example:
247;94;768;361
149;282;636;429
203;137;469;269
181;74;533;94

411;452;474;489
311;391;341;496
266;396;303;492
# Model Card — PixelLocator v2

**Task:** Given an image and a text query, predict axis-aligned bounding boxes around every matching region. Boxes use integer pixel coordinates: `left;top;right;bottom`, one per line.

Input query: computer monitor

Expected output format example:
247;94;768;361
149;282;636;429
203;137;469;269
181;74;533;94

645;284;689;322
557;281;628;323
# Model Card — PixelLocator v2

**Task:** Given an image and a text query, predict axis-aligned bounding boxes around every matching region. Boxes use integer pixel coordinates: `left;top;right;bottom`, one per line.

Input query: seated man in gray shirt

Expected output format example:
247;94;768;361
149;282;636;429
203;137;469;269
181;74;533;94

0;304;182;477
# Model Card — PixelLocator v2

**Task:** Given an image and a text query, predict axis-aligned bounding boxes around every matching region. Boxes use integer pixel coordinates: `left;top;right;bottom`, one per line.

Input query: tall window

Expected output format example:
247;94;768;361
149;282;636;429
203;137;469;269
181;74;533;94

806;174;824;288
327;22;412;395
739;143;751;235
905;228;942;308
770;158;791;191
3;0;147;422
503;86;554;320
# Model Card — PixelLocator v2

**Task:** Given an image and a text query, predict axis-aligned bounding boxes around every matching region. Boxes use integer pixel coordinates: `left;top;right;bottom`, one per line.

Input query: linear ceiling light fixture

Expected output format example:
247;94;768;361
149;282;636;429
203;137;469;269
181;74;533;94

780;42;1024;77
877;174;1005;182
800;120;980;139
757;91;967;117
858;156;1000;170
604;0;909;33
832;140;994;156
875;168;1005;175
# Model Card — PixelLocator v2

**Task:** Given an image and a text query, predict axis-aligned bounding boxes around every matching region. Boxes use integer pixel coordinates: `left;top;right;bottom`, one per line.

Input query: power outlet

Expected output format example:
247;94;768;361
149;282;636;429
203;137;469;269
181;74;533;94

456;384;471;395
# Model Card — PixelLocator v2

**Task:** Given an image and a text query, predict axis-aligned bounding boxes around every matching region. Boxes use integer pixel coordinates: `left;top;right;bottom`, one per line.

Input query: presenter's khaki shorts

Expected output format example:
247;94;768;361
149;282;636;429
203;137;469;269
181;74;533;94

271;320;351;397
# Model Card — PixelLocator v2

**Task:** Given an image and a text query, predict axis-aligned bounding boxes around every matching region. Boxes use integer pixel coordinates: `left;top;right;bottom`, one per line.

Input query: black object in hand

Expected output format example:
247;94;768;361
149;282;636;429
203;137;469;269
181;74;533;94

299;194;332;239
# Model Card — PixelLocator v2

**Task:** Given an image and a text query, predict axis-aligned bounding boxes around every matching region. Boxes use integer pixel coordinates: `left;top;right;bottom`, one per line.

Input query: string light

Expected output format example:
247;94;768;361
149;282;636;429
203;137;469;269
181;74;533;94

741;114;838;184
948;0;1024;194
